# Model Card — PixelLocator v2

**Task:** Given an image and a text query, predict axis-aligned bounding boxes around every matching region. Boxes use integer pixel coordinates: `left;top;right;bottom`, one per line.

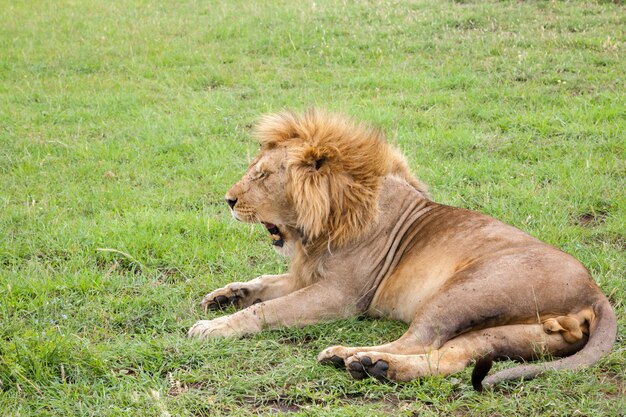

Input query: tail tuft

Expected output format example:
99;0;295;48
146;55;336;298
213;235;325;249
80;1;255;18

471;356;494;392
472;298;616;390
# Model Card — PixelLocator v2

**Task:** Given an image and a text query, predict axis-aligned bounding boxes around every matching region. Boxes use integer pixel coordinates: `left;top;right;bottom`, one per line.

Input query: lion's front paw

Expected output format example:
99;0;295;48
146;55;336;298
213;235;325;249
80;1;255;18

187;317;239;338
201;283;252;311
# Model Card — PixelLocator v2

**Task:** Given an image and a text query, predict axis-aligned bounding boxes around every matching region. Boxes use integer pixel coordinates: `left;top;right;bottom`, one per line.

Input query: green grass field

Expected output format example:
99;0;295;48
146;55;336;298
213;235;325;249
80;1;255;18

1;0;624;415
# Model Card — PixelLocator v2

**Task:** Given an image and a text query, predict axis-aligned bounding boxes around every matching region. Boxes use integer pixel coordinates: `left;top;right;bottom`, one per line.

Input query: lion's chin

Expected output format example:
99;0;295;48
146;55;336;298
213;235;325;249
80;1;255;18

230;211;243;222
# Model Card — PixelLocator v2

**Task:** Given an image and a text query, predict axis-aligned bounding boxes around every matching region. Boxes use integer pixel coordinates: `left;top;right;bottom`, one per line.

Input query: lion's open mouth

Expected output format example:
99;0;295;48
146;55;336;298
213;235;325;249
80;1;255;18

263;222;284;247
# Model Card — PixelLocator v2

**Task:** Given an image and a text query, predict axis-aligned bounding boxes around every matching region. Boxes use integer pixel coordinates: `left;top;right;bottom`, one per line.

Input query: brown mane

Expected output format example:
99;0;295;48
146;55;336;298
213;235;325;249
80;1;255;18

253;109;426;249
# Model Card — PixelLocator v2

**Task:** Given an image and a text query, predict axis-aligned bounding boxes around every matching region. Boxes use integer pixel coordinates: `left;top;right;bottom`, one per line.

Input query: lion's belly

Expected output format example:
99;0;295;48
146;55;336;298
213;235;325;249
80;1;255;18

367;253;454;323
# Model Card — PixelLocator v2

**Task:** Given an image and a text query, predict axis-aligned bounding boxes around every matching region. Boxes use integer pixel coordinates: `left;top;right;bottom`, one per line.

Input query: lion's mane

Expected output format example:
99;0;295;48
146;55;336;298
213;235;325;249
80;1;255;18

253;109;428;250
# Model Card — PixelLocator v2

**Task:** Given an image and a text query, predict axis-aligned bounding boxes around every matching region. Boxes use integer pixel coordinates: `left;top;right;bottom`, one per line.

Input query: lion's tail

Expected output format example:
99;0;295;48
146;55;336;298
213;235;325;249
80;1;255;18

472;297;617;391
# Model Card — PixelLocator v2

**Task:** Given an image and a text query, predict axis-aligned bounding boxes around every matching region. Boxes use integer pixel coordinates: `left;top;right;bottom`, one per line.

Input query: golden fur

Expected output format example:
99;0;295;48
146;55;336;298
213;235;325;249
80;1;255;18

254;110;428;249
188;110;616;390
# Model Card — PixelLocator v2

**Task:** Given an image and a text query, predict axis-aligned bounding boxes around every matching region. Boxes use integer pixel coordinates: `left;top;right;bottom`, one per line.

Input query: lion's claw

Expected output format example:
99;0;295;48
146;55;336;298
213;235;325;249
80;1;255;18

319;354;346;368
203;294;238;311
201;285;251;311
204;294;238;311
214;295;230;305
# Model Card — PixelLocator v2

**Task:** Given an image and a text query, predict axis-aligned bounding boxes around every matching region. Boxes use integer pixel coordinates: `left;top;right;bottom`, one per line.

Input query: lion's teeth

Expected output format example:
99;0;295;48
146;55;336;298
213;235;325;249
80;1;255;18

271;234;281;241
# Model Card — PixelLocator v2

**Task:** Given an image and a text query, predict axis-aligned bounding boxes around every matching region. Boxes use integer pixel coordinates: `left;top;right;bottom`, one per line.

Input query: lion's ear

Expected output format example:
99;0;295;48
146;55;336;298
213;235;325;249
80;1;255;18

288;145;341;242
296;145;337;172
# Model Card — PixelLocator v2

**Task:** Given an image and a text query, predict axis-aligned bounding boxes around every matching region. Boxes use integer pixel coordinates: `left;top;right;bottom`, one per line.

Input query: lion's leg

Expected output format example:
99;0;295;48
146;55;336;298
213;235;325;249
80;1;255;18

344;350;468;382
189;282;358;338
319;264;594;369
318;331;426;367
201;274;300;311
342;322;587;382
394;261;596;353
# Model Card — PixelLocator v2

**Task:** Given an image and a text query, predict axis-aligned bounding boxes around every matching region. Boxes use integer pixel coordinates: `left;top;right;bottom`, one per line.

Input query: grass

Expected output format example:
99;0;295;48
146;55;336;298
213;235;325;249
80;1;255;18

0;0;624;415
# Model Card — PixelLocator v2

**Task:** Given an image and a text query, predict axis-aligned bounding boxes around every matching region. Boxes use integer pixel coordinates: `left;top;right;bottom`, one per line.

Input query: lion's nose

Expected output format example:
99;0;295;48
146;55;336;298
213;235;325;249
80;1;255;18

226;197;237;209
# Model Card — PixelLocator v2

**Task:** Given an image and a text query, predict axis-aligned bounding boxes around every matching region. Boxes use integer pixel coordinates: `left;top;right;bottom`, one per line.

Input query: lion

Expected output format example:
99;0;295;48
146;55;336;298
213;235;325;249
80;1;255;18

188;109;617;390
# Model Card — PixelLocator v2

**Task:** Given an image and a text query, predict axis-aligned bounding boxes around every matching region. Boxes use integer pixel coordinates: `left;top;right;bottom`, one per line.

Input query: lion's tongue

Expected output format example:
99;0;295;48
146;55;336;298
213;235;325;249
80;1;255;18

263;222;284;247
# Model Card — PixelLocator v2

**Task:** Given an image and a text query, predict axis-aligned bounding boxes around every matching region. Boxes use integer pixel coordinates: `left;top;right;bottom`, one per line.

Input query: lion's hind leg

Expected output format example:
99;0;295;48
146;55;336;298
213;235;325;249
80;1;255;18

339;322;587;382
343;343;473;382
318;332;432;369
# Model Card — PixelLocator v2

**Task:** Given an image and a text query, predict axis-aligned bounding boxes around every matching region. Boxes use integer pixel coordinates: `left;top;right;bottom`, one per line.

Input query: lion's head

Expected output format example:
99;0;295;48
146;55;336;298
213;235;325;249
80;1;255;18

225;109;428;255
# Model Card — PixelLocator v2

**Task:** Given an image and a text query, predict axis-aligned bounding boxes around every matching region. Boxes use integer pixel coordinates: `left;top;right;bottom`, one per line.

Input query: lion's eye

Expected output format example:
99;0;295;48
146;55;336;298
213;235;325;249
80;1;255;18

255;171;268;180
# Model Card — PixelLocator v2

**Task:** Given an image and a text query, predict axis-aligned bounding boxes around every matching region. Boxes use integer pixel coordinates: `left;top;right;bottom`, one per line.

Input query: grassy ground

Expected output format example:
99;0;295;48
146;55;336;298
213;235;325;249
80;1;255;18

0;0;624;415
